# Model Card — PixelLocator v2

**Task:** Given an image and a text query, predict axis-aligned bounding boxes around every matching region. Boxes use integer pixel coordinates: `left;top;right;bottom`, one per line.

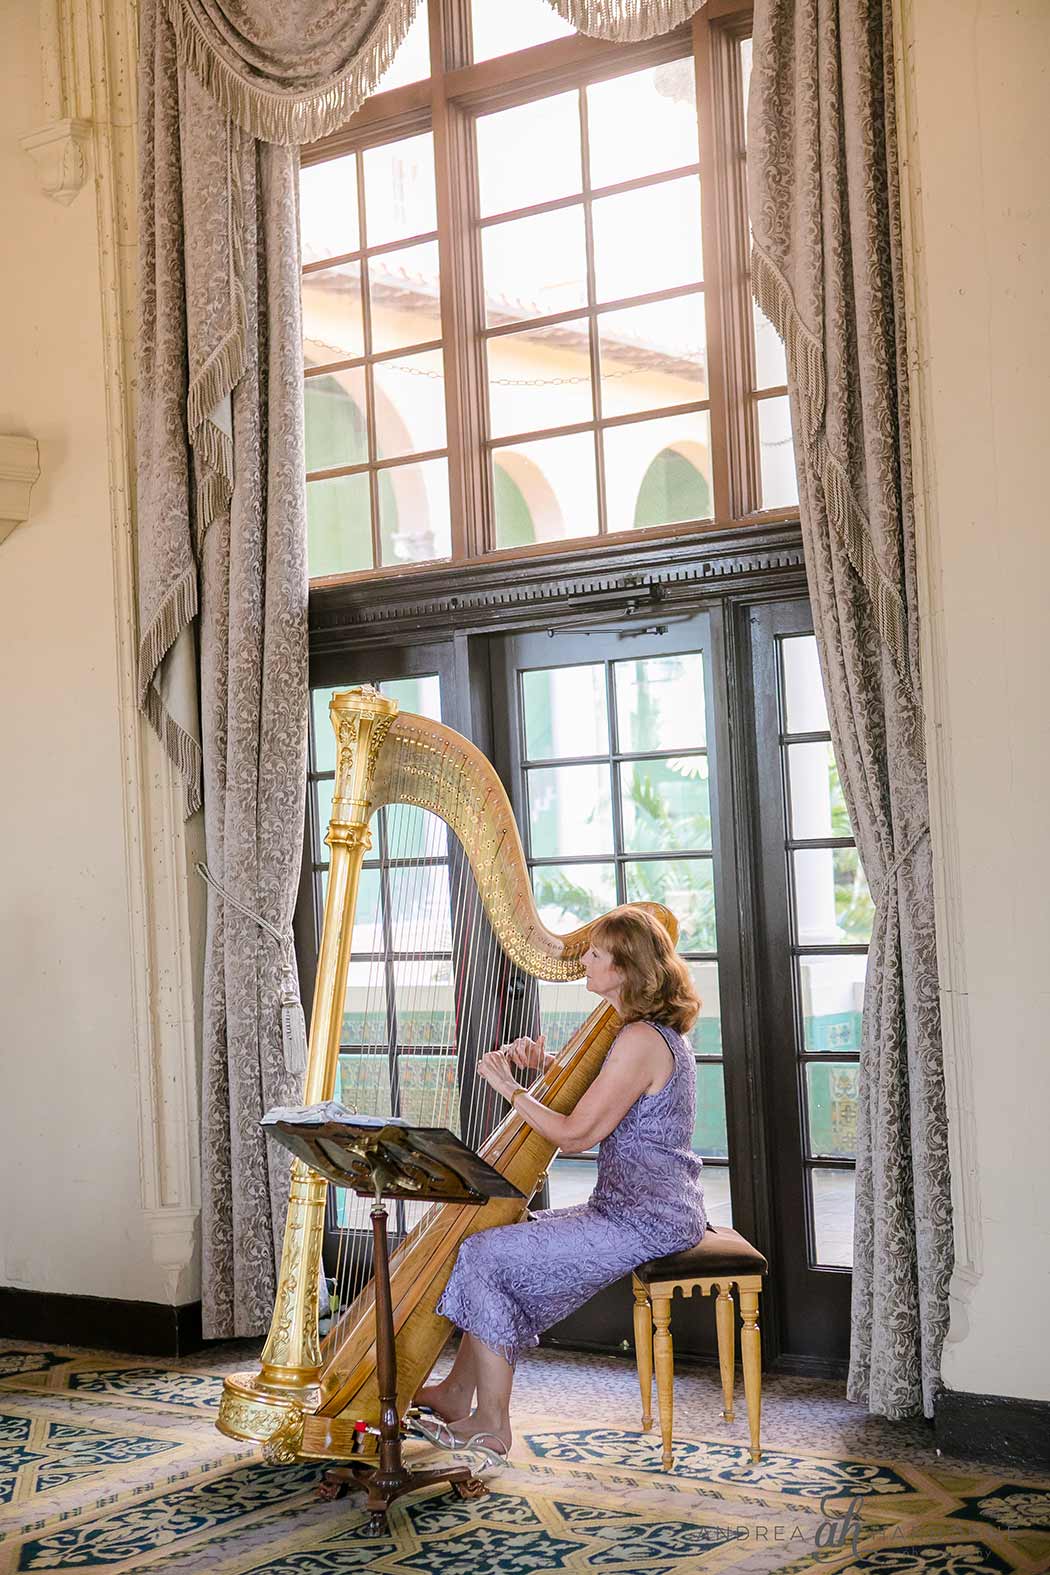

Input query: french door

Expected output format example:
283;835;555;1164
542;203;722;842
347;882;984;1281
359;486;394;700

490;614;736;1361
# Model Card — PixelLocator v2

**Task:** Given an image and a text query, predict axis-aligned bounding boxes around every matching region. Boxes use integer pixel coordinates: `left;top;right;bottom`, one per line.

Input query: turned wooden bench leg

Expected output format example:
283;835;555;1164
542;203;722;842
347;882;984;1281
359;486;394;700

739;1287;762;1463
632;1277;654;1430
652;1295;674;1470
714;1283;735;1422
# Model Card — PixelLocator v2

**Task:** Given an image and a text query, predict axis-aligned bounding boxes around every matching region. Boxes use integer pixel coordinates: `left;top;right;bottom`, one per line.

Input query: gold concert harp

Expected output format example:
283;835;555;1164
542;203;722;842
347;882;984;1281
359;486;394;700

217;685;675;1465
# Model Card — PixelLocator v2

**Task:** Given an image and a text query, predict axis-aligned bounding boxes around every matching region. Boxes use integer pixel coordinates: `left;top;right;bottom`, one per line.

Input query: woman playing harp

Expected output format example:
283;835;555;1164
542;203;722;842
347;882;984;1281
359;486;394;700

415;904;708;1455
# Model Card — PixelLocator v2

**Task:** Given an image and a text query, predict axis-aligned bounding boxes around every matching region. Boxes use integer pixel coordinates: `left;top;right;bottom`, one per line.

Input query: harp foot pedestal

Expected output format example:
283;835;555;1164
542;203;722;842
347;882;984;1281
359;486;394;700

320;1460;487;1533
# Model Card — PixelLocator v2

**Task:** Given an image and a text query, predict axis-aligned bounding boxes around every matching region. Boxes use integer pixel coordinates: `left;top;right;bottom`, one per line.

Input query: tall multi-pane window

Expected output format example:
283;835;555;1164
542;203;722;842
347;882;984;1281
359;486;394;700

778;635;870;1266
479;64;710;546
300;1;796;581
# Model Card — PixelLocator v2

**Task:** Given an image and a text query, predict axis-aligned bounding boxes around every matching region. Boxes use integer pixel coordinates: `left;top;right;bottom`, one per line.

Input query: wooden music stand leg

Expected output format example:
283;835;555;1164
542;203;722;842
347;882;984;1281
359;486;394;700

320;1189;486;1534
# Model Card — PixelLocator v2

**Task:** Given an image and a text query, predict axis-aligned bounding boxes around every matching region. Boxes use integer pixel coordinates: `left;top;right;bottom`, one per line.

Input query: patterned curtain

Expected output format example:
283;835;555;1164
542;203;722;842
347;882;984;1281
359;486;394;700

135;0;707;1338
747;0;954;1417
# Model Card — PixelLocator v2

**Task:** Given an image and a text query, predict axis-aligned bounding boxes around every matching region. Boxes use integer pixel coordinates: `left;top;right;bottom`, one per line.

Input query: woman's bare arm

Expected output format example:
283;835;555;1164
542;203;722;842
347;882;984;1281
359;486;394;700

478;1022;668;1154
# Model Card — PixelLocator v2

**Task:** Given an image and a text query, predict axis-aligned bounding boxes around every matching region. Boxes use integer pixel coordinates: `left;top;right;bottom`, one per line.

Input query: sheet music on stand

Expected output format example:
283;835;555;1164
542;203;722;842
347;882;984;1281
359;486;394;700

263;1101;526;1203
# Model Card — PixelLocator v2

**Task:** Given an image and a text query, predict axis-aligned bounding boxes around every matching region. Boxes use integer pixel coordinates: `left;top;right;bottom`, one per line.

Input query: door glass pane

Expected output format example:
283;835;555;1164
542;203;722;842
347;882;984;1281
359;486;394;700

620;757;711;854
393;959;454;1045
348;867;383;953
522;665;608;761
624;858;716;952
477;92;582;216
312;688;340;772
547;1156;598;1209
382;674;442;720
586;61;699;190
533;862;617;931
387;866;452;952
527;764;613;856
805;1063;860;1160
396;1053;459;1132
693;1061;728;1157
690;960;722;1054
337;1050;389;1110
811;1168;855;1267
799;953;866;1052
316;776;335;842
539;978;598;1046
793;847;873;946
342;964;388;1045
383;804;447;861
698;1163;732;1225
787;742;850;840
781;635;830;733
614;653;706;751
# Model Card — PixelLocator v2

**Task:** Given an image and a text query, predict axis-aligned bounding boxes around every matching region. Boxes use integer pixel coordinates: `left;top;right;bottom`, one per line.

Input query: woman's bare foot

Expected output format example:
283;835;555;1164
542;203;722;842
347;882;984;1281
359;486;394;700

412;1377;475;1424
445;1410;512;1456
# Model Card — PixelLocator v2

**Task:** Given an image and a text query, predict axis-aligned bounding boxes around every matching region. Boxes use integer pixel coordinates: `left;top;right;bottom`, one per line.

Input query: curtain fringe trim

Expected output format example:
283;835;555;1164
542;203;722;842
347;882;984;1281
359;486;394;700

136;563;203;817
186;129;248;552
164;0;422;147
545;0;707;42
751;242;916;707
541;0;705;42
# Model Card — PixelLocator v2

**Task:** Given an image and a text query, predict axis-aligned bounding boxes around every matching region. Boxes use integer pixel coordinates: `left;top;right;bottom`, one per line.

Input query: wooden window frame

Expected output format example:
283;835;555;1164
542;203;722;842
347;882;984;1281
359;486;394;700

301;0;792;588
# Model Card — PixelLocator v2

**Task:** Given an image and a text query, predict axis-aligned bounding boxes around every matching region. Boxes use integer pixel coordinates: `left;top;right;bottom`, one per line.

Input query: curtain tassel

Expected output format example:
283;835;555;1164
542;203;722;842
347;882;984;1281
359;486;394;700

279;962;309;1076
196;861;308;1078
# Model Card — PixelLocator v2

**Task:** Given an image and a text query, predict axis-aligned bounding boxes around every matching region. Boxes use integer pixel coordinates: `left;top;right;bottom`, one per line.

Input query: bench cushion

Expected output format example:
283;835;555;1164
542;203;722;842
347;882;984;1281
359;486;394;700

634;1224;767;1283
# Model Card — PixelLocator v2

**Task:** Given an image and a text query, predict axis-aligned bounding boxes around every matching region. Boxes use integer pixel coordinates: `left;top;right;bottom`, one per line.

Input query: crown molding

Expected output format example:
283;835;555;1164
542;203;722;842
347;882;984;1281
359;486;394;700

0;435;41;545
310;521;807;651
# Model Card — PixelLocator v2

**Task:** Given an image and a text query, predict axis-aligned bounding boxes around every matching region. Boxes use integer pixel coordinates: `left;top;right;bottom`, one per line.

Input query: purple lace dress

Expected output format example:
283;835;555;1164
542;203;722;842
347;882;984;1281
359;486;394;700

436;1019;707;1366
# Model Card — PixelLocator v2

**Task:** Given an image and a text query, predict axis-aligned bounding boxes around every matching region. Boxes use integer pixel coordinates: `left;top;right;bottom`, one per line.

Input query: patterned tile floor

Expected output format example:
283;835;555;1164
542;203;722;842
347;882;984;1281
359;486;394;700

1;1339;1048;1575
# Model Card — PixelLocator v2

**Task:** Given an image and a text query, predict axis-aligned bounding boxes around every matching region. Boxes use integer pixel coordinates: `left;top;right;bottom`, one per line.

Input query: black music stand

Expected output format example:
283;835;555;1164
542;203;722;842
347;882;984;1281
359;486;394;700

263;1102;526;1534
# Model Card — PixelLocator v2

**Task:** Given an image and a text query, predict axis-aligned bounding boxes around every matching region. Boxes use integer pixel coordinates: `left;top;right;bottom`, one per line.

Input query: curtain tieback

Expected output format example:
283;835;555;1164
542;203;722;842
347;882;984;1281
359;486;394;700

872;823;930;909
195;861;308;1076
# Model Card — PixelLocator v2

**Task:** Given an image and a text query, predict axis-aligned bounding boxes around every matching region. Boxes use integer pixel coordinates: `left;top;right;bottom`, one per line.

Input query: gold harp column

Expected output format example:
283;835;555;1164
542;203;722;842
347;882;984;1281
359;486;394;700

219;687;397;1448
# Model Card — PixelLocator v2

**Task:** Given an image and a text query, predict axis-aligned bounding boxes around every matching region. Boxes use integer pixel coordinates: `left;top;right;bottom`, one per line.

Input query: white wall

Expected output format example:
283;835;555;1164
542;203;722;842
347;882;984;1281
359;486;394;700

0;0;201;1307
899;0;1050;1402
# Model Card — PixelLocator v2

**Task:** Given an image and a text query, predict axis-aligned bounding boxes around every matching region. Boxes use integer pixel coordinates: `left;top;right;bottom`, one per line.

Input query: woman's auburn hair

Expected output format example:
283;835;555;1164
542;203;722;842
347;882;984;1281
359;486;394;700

588;904;700;1034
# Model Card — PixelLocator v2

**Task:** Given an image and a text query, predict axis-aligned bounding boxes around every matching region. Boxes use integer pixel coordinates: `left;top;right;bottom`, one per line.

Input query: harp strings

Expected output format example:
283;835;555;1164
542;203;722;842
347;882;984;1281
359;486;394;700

326;728;541;1357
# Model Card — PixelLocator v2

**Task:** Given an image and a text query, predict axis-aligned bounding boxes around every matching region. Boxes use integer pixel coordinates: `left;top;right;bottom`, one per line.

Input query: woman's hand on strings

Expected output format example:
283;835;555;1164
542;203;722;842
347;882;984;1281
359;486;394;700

502;1033;549;1070
477;1048;520;1102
